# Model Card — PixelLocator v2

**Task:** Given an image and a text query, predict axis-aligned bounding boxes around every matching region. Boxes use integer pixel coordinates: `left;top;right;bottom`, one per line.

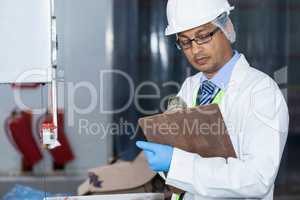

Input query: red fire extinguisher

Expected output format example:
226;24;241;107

5;110;43;171
38;110;74;169
11;83;41;89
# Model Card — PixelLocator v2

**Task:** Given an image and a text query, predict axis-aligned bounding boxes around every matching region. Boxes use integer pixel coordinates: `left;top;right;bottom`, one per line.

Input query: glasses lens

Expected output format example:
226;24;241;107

179;40;192;49
195;36;211;45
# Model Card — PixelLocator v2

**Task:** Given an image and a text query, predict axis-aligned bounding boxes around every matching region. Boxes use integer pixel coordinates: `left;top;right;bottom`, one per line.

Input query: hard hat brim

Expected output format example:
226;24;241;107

165;6;234;36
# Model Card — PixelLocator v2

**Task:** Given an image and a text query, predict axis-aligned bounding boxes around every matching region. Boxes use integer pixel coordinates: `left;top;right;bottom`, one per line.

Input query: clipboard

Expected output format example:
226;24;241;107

138;104;236;159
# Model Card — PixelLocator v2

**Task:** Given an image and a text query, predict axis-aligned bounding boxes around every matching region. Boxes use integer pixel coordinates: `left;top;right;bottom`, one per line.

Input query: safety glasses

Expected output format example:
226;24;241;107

176;27;220;50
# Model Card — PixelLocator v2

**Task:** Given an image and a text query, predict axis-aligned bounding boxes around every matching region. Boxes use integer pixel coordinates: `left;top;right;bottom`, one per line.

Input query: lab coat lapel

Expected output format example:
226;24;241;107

219;54;250;118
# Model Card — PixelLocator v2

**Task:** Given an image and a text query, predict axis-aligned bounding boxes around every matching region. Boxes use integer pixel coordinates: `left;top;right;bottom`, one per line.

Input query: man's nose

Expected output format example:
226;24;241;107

191;41;204;55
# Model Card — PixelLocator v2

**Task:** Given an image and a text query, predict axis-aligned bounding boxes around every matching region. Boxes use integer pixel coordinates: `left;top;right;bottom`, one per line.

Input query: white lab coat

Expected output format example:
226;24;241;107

165;54;289;200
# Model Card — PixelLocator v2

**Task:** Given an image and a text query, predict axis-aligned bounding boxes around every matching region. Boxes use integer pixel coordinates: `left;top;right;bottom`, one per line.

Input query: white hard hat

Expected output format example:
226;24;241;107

165;0;234;36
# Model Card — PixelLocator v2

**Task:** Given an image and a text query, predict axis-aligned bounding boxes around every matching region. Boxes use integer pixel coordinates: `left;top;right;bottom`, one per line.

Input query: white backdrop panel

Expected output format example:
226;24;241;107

0;0;52;83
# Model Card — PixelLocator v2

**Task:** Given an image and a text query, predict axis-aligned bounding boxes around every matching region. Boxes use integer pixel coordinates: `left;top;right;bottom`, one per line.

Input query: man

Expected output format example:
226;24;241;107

136;0;289;199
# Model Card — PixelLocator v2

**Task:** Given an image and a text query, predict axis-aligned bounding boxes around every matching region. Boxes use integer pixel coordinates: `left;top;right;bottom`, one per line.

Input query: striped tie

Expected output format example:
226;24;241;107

196;80;220;105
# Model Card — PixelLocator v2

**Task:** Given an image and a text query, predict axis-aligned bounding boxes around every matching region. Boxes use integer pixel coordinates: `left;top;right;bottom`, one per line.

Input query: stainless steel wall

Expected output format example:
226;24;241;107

112;0;195;161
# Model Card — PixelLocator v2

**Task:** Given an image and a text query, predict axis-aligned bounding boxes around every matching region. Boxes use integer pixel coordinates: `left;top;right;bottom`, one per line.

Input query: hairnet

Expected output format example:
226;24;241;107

212;12;236;43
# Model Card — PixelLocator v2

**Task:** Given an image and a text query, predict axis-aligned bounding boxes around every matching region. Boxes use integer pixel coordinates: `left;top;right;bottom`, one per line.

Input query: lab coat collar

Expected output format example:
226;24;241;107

225;54;250;92
219;54;251;122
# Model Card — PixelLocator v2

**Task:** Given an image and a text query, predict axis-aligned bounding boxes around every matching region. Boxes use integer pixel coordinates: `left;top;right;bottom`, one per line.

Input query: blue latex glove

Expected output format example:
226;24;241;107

136;141;173;172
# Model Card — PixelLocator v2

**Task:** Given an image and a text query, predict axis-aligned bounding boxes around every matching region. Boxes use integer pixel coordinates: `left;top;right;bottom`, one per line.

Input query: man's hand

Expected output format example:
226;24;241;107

136;141;173;172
